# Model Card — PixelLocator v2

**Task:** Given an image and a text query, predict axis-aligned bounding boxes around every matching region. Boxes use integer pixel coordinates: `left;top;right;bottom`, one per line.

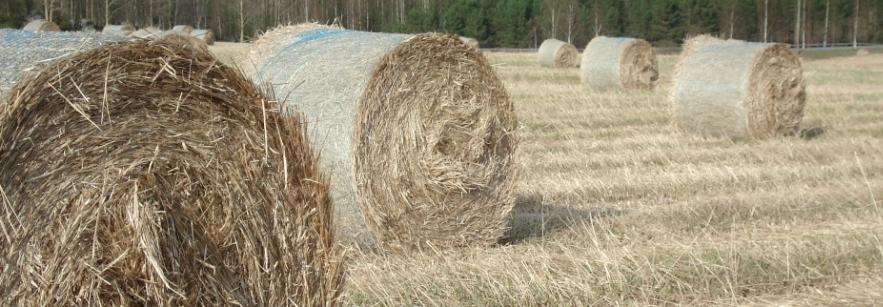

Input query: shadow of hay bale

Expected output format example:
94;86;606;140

500;193;622;245
799;127;828;140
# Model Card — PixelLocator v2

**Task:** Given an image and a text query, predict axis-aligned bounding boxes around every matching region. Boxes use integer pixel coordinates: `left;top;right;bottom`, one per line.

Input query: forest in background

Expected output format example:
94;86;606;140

1;0;881;47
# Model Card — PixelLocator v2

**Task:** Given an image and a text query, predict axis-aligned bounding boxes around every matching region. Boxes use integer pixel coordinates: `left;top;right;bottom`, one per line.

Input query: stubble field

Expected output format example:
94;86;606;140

209;44;883;305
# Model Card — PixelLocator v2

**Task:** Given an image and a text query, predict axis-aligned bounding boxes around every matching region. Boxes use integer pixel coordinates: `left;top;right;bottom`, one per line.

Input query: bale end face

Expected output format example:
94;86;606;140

355;33;519;251
0;37;344;305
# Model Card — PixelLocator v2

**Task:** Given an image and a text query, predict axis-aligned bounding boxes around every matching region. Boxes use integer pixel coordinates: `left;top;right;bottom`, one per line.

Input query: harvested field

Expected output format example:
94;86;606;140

342;52;883;305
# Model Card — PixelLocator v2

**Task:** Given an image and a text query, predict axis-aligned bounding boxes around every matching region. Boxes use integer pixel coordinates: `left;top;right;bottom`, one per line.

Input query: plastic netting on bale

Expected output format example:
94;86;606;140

580;36;658;90
240;23;338;76
252;28;518;252
537;38;579;68
671;35;806;139
0;29;123;97
0;37;344;306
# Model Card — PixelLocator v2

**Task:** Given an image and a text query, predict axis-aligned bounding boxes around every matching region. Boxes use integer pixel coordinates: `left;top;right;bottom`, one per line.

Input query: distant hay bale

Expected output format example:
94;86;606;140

251;28;518;251
22;19;60;32
130;26;162;39
580;36;658;90
0;29;120;97
538;38;579;68
161;33;210;54
0;37;344;305
102;24;135;36
171;24;194;34
190;29;215;45
856;48;870;56
671;35;807;139
460;36;480;49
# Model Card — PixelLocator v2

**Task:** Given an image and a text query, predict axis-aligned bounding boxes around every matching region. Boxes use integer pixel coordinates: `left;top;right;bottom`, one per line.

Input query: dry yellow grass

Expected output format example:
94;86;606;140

206;43;883;304
343;53;883;305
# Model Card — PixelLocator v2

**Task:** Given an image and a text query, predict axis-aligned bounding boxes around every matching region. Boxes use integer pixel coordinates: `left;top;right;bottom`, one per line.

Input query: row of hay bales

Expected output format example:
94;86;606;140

539;35;806;140
20;19;214;45
0;24;517;304
538;37;659;91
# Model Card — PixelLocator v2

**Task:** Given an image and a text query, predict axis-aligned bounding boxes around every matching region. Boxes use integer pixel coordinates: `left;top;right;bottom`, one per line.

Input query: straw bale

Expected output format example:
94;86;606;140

0;29;120;98
171;25;194;34
537;38;579;68
460;36;480;49
131;26;162;39
0;37;344;306
190;29;215;45
580;36;658;90
252;28;518;251
241;23;337;76
22;19;61;32
671;35;806;139
102;24;135;36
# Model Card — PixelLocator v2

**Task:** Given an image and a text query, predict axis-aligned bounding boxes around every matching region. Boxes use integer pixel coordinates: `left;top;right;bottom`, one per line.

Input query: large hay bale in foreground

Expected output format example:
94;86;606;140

671;35;806;139
102;24;135;36
0;29;120;97
22;19;60;32
0;38;344;305
251;27;518;251
190;29;215;45
580;36;658;90
538;38;579;68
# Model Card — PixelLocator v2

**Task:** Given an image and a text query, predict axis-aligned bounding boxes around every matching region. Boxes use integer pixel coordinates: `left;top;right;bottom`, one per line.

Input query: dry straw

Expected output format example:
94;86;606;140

581;36;658;90
22;19;60;32
671;35;806;139
102;24;135;36
538;38;579;68
0;37;344;305
251;26;518;251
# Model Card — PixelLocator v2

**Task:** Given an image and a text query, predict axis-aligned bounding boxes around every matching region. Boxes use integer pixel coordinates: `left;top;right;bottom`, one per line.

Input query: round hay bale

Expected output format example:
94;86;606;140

580;36;658;90
671;35;807;139
856;48;871;56
102;24;135;36
22;19;61;32
0;37;344;305
190;29;215;45
537;38;579;68
161;33;210;54
460;36;480;49
131;26;162;39
242;23;337;76
171;24;194;34
252;29;518;251
0;29;120;97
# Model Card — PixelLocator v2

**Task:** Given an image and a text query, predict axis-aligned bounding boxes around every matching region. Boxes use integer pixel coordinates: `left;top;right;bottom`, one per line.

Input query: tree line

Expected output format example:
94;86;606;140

1;0;880;48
